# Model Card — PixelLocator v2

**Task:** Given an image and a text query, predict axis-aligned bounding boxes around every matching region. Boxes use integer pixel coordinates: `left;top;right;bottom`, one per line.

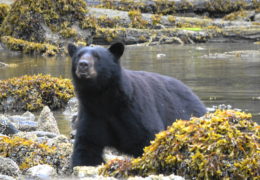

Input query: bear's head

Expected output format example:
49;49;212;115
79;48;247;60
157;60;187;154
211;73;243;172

68;42;124;88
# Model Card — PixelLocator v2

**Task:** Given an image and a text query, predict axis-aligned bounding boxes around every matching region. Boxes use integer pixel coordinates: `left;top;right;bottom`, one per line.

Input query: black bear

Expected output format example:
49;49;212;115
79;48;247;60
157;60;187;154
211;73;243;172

68;42;206;167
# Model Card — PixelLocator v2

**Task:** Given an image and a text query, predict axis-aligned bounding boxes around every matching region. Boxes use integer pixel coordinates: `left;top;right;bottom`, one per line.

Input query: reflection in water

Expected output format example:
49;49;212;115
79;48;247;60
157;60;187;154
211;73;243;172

0;43;260;134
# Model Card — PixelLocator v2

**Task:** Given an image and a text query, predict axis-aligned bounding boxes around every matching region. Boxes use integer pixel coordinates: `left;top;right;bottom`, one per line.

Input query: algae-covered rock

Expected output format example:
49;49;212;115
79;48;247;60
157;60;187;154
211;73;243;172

0;135;72;172
88;0;258;17
0;36;60;56
100;110;260;179
0;74;74;112
223;10;255;21
0;0;92;55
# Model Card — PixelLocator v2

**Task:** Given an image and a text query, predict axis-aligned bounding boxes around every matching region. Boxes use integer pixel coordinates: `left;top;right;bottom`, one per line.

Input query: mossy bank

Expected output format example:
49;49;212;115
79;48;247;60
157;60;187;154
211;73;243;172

0;0;92;55
0;0;260;55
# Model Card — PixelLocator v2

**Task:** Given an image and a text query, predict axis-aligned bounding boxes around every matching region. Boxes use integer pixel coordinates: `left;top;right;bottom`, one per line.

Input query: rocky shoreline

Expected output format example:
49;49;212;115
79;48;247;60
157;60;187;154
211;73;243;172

0;103;185;180
0;0;259;55
1;98;259;179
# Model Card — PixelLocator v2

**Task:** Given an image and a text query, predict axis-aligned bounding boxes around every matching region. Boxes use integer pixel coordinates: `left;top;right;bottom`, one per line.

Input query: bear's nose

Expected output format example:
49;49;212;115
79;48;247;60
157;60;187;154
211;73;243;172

79;60;89;69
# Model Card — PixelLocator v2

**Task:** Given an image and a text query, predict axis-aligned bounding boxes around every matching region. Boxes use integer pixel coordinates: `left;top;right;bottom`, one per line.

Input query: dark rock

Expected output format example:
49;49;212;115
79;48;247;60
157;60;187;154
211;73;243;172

16;121;38;131
0;115;19;135
8;113;37;131
30;131;58;138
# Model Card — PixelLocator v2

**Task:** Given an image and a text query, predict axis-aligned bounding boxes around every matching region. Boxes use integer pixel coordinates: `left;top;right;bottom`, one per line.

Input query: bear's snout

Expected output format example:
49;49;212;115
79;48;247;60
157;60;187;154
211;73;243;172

75;56;97;79
78;60;89;71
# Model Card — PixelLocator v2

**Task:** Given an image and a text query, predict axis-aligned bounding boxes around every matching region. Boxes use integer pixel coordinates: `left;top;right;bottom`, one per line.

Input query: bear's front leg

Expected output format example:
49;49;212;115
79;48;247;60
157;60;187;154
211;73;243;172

71;135;104;167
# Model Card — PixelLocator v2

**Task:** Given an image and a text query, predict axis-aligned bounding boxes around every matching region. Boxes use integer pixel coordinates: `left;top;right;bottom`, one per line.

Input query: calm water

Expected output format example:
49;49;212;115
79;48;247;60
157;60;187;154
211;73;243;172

0;43;260;134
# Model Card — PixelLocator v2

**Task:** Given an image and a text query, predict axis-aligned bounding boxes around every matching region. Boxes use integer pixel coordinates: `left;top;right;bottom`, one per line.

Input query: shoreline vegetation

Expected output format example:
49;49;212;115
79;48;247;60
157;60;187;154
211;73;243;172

0;0;259;56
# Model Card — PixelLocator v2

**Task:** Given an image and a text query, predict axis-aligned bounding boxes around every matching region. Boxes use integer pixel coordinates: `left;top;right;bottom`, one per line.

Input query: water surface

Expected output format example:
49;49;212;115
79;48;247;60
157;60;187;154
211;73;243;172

1;42;260;134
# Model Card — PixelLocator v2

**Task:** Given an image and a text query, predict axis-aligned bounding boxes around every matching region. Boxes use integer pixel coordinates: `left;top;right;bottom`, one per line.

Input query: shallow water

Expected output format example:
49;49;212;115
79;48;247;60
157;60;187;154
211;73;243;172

0;42;260;134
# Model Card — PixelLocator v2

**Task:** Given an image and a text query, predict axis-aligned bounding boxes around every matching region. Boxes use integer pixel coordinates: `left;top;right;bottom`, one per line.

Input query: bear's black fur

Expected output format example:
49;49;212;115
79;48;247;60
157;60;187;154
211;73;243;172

68;42;206;167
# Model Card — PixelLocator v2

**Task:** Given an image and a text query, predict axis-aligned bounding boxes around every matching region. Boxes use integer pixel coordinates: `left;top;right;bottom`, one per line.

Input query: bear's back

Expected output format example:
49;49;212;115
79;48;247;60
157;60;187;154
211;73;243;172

124;69;206;125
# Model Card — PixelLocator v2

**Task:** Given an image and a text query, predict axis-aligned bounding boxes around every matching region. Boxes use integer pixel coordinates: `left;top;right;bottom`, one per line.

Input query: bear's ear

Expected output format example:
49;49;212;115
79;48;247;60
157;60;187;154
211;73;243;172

68;43;78;57
108;42;125;60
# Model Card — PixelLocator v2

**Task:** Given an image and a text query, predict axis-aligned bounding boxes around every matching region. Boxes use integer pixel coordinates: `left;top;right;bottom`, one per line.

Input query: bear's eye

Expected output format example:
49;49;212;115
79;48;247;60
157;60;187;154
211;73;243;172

92;51;99;59
77;52;85;59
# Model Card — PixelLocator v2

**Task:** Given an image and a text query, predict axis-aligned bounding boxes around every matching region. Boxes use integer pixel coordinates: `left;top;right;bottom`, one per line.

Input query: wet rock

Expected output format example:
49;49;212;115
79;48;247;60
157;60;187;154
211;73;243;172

0;121;18;135
25;164;57;180
15;131;59;143
16;121;37;131
0;174;16;180
0;157;20;177
63;97;78;116
7;113;38;131
33;131;58;138
0;115;19;135
19;121;37;131
38;106;60;134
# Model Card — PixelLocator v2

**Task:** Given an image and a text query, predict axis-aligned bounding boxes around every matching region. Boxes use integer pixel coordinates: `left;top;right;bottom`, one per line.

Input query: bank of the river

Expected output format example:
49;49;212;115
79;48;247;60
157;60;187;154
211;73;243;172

0;0;260;55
